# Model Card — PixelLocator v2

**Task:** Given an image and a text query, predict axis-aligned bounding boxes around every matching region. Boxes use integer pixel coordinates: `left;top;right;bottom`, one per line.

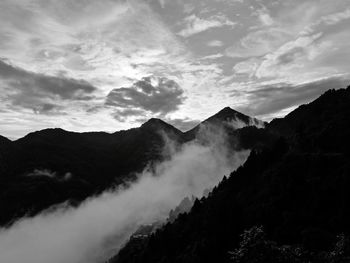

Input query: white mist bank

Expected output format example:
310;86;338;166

225;117;265;130
0;125;249;263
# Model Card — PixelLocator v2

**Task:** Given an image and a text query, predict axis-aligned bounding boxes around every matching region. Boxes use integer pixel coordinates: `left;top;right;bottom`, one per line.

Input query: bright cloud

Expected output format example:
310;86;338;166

177;14;236;38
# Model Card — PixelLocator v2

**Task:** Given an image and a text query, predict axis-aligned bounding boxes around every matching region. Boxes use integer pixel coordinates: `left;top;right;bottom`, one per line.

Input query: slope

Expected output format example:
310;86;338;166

0;108;263;226
0;121;182;225
111;86;350;263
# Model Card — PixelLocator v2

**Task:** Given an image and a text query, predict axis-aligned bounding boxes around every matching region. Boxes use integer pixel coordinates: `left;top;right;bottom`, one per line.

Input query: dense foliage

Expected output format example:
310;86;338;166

230;226;350;263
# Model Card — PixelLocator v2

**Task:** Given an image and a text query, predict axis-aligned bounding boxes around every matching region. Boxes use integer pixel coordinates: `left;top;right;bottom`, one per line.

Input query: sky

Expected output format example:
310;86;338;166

0;0;349;138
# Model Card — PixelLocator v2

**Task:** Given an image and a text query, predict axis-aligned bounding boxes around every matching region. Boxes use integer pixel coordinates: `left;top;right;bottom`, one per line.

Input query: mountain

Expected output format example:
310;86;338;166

267;88;350;153
141;118;184;136
0;108;262;226
0;135;11;145
188;107;251;130
183;107;268;153
110;86;350;263
0;121;183;225
184;107;264;140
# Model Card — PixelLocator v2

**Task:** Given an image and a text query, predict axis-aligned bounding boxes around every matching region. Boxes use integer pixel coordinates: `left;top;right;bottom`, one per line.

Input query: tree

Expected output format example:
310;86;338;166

230;226;305;263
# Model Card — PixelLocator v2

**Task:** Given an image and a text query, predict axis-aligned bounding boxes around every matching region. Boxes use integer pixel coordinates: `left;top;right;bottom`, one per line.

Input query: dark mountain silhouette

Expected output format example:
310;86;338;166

0;135;11;144
110;86;350;263
0;121;183;225
184;106;264;140
267;88;350;153
183;106;270;154
141;118;183;135
0;108;263;225
188;107;251;130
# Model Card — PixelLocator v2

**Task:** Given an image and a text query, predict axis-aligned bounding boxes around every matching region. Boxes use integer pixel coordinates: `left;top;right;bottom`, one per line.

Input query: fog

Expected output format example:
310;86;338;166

0;125;249;263
225;117;265;130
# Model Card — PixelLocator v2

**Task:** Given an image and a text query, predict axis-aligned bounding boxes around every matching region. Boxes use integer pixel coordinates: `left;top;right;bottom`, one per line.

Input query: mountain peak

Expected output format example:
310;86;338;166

218;106;237;113
141;118;167;127
184;107;259;139
214;107;241;118
141;118;181;134
207;107;251;124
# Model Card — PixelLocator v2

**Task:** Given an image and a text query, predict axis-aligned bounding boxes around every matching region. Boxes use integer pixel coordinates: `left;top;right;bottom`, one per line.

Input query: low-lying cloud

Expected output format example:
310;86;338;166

225;117;265;130
27;169;73;181
0;124;249;263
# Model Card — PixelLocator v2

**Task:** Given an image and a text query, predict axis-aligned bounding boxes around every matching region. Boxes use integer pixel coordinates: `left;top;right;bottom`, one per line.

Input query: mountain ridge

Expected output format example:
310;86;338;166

0;106;260;142
184;106;264;141
110;86;350;263
0;107;261;226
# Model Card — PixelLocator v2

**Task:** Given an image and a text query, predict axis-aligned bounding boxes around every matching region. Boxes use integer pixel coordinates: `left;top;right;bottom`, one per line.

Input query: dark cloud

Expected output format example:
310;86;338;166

235;76;350;118
106;76;185;119
0;60;97;113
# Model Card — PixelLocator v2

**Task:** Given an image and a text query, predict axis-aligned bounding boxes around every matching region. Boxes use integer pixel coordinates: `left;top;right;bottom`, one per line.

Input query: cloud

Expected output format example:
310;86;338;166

0;60;97;114
303;8;350;34
111;108;146;122
225;1;328;60
27;169;72;181
255;6;274;26
233;58;260;76
275;46;306;65
226;0;350;83
231;32;330;79
224;117;265;130
255;33;324;78
201;53;224;60
0;0;188;87
235;76;350;118
207;40;224;47
226;28;291;58
106;76;185;119
178;14;236;38
0;124;249;263
321;8;350;25
158;0;166;8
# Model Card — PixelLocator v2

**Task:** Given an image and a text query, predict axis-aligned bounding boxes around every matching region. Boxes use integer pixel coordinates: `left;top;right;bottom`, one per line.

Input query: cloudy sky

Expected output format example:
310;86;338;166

0;0;349;138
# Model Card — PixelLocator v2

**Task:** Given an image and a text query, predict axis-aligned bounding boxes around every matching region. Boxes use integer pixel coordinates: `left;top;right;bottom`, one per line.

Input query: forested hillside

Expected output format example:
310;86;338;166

111;87;350;263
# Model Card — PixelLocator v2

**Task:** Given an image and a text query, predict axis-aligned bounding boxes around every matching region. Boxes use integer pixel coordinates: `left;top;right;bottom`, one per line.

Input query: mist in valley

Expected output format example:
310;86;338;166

0;125;249;263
